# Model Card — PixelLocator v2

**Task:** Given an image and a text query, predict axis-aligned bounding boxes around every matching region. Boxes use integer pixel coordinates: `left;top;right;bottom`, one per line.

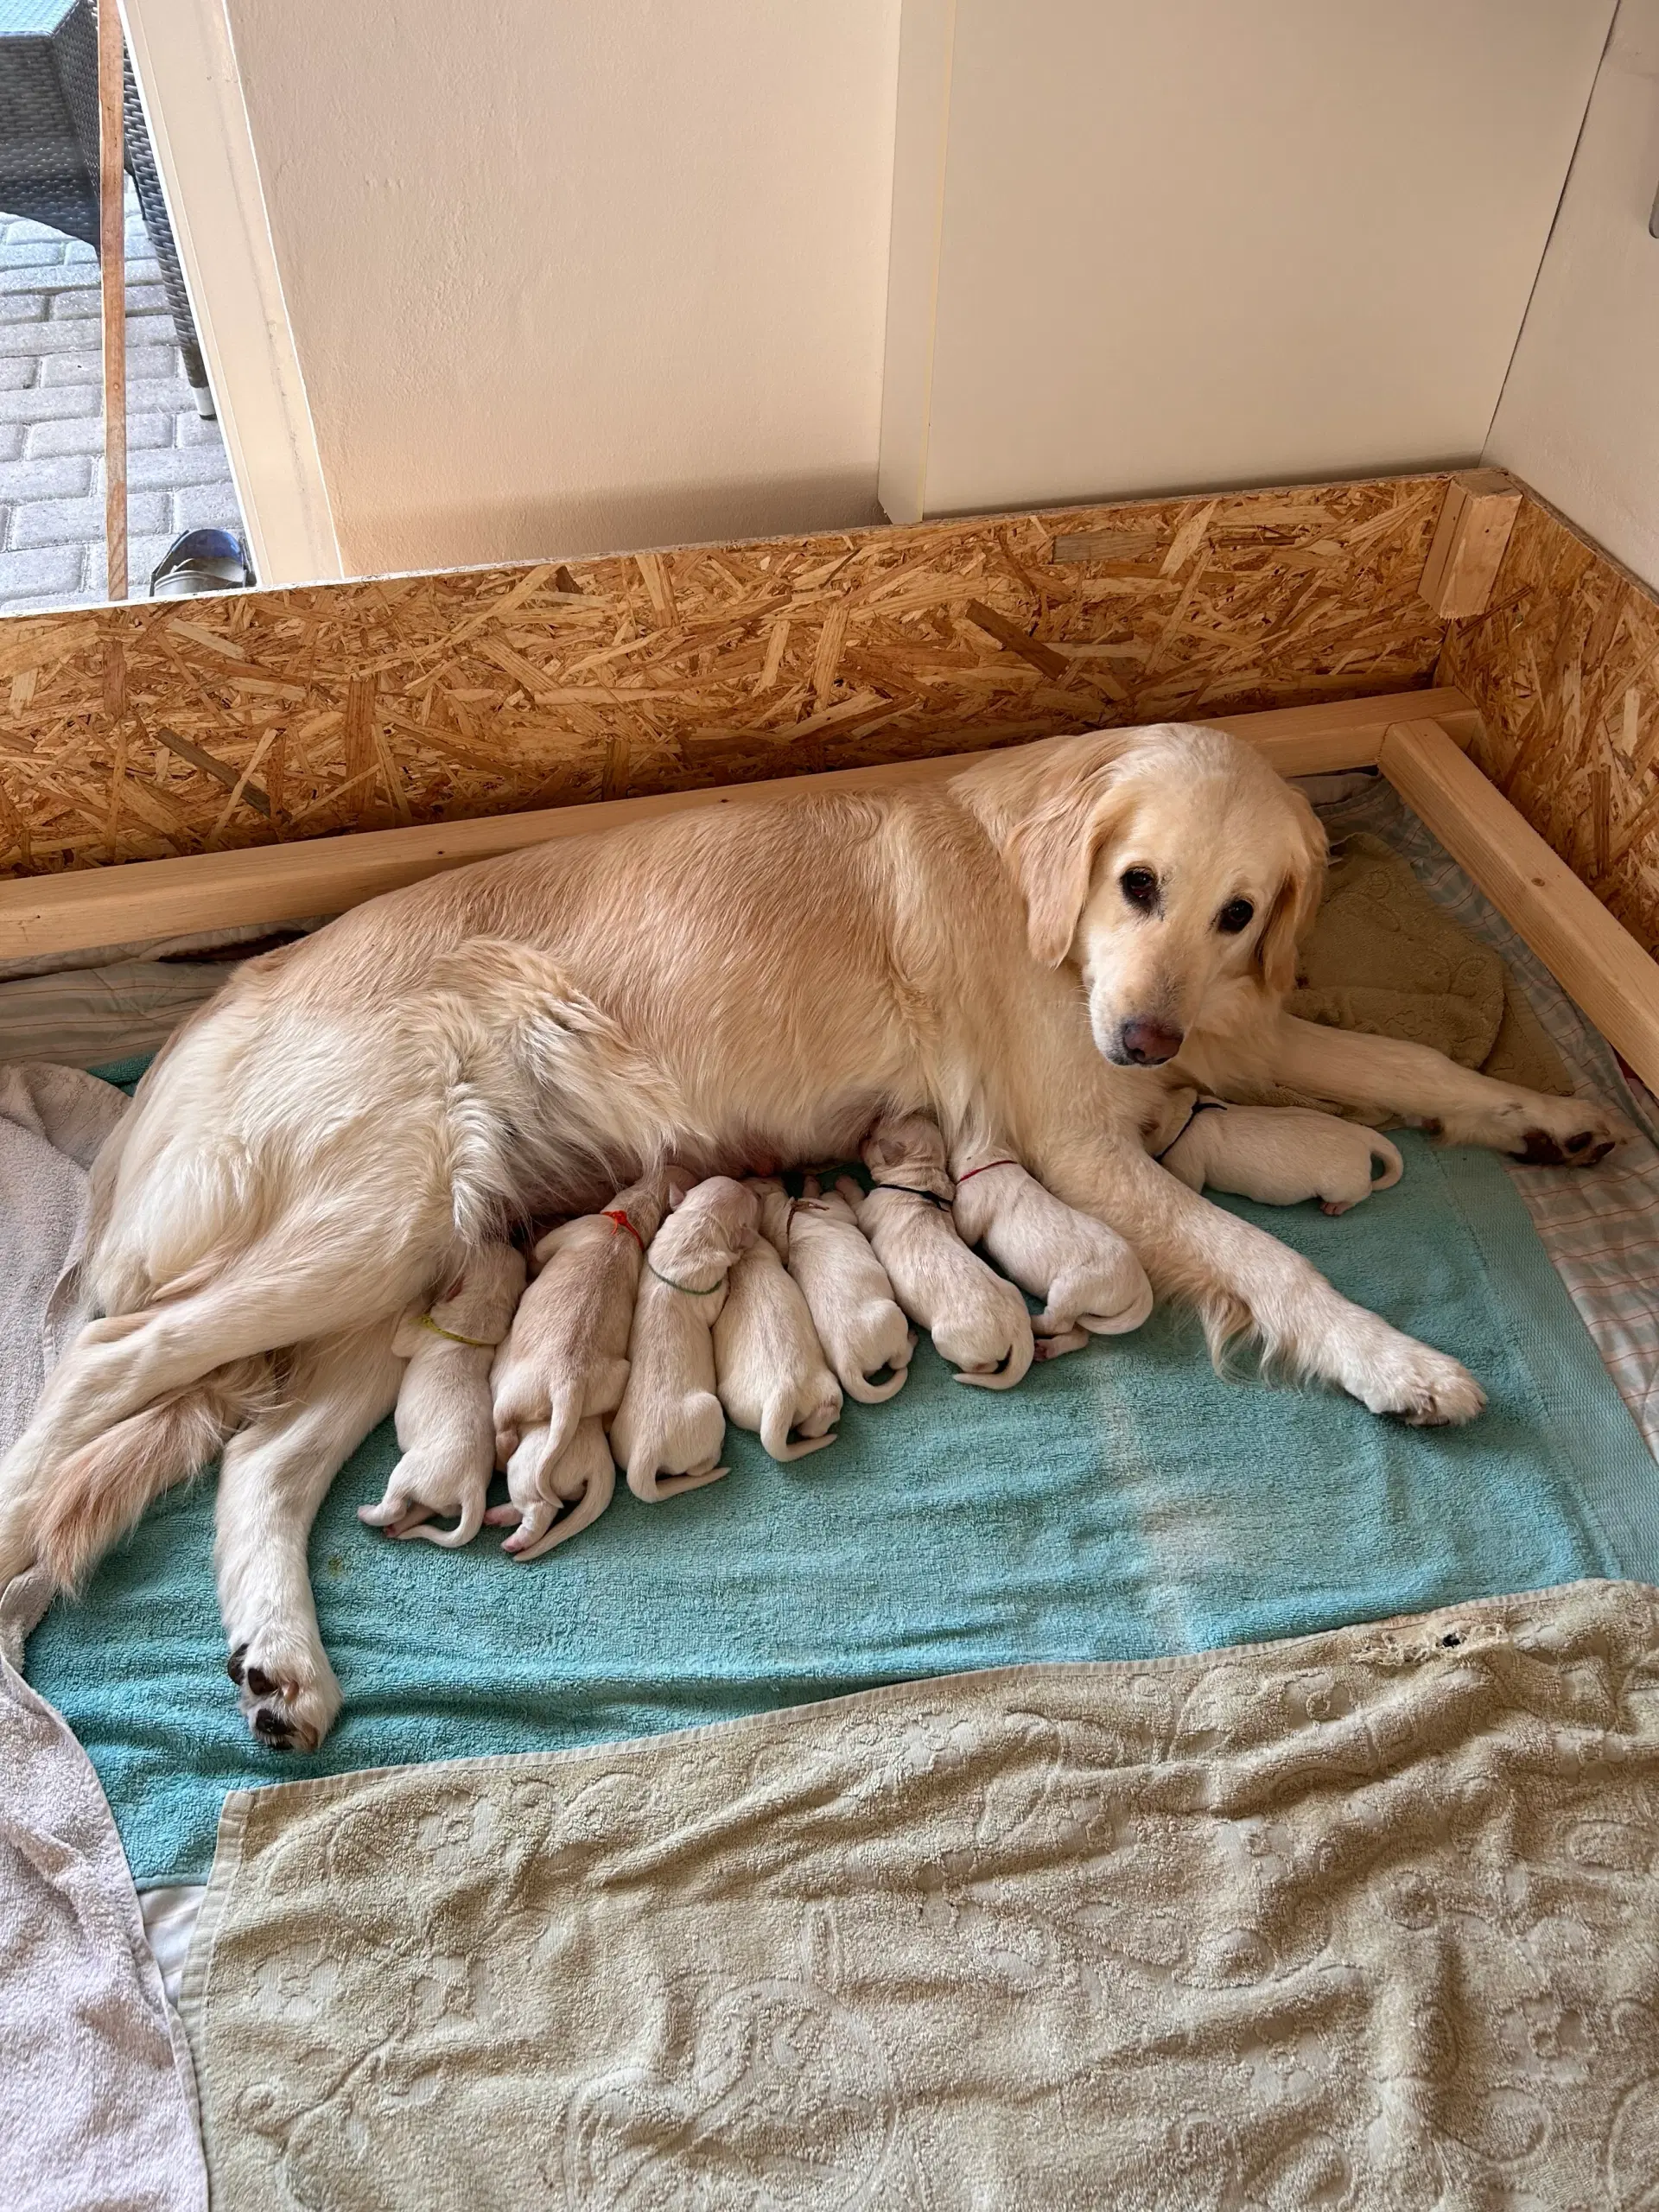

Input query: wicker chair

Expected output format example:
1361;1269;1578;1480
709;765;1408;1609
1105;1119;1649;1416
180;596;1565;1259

0;0;212;410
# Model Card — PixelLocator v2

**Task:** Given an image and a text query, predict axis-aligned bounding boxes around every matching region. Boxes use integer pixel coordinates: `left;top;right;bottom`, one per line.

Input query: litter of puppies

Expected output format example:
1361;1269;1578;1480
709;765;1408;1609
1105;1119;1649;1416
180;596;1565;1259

365;1100;1408;1558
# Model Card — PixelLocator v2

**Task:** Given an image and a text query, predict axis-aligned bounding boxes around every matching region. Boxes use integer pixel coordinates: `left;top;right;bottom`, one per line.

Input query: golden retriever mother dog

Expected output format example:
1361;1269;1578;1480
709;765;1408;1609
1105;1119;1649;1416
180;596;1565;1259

0;723;1620;1747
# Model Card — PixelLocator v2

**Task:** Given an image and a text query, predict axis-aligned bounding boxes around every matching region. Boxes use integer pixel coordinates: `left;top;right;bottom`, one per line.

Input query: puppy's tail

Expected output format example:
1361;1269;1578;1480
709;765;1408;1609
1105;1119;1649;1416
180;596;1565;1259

760;1395;838;1463
626;1452;728;1503
1369;1132;1405;1192
35;1357;273;1592
507;1458;616;1561
841;1326;915;1404
495;1376;582;1472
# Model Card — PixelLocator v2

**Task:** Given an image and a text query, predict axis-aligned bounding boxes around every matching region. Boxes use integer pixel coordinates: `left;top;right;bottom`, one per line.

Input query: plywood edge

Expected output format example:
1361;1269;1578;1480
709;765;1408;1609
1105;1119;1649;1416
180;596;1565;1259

1419;469;1522;620
1378;717;1659;1097
0;689;1477;960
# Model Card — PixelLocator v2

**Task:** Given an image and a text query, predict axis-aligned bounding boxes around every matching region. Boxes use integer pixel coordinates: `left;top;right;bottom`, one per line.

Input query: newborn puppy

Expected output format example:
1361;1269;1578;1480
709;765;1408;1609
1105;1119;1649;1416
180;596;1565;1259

846;1112;1033;1391
611;1175;758;1501
489;1170;667;1541
1159;1099;1404;1216
485;1415;615;1560
784;1173;915;1403
359;1241;527;1546
950;1137;1154;1357
712;1179;842;1461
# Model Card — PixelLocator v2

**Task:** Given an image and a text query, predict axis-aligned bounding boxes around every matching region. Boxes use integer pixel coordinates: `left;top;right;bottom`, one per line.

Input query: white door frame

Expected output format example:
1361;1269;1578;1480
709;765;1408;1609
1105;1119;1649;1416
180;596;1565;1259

119;0;341;587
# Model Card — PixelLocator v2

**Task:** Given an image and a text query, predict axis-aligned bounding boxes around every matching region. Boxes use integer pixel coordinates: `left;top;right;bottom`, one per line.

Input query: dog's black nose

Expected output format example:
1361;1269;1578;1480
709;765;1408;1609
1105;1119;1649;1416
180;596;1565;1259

1118;1018;1185;1065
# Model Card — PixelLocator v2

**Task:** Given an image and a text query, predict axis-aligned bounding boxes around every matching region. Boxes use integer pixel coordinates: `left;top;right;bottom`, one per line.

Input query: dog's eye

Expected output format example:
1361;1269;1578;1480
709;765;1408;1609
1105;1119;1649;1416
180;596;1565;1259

1120;868;1158;912
1217;898;1255;934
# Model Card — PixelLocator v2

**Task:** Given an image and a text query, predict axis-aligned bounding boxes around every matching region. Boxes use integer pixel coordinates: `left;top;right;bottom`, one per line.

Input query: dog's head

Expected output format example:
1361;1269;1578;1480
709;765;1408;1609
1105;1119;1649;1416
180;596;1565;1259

973;723;1326;1068
861;1110;953;1199
665;1173;759;1271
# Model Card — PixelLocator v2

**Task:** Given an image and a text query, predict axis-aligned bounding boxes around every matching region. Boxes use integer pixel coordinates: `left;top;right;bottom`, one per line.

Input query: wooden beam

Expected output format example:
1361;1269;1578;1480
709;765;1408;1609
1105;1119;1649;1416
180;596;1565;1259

99;0;126;603
0;689;1478;961
1379;717;1659;1096
1418;468;1521;620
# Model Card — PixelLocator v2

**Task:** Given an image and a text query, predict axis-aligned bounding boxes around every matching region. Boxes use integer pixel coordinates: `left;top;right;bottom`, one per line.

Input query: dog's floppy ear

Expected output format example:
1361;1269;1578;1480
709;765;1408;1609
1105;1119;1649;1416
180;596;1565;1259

981;734;1136;968
1254;794;1328;999
665;1164;697;1210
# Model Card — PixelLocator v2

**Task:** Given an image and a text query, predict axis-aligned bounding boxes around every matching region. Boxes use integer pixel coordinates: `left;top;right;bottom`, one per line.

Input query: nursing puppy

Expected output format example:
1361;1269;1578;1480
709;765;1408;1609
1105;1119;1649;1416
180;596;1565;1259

485;1415;615;1560
488;1169;667;1527
785;1174;916;1404
712;1178;842;1461
610;1176;757;1500
950;1138;1154;1357
1158;1098;1404;1215
846;1113;1033;1390
358;1242;526;1546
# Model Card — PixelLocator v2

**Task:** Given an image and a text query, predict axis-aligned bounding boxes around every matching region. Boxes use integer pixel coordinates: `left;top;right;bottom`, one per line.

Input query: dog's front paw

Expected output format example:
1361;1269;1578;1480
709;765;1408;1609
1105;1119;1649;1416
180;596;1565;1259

1357;1344;1486;1427
1512;1106;1625;1167
226;1624;341;1751
1478;1092;1631;1167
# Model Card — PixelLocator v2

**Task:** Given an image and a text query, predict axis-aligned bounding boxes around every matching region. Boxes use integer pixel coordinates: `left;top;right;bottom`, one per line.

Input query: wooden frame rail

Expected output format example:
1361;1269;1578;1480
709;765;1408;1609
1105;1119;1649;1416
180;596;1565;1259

1379;719;1659;1096
2;682;1657;1098
0;689;1478;957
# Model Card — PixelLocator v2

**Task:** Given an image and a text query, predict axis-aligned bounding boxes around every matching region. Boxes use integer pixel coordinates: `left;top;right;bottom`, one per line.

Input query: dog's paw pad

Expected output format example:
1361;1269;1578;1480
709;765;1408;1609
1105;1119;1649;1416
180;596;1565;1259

228;1625;340;1752
1509;1102;1625;1168
1517;1128;1572;1166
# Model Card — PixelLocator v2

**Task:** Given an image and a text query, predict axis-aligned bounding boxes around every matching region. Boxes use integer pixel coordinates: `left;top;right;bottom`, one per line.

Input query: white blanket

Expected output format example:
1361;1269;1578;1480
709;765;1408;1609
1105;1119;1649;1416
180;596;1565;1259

0;1065;207;2211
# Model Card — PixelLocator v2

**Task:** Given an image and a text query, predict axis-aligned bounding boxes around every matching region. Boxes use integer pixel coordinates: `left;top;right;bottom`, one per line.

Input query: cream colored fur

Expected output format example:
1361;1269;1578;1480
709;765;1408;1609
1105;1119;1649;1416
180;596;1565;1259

712;1179;842;1461
784;1176;916;1405
486;1416;616;1561
846;1114;1033;1389
1159;1101;1404;1216
487;1171;666;1521
950;1137;1154;1354
0;718;1625;1747
358;1242;526;1547
610;1177;757;1502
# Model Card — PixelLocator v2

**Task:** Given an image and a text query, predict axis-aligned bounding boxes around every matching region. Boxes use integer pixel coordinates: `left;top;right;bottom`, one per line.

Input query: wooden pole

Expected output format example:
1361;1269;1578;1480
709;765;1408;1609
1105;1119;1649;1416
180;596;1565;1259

99;0;127;602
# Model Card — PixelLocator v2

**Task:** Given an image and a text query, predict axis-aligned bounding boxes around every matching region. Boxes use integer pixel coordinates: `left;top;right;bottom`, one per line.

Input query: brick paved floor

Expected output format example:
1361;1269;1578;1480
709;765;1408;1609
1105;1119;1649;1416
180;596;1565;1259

0;186;245;613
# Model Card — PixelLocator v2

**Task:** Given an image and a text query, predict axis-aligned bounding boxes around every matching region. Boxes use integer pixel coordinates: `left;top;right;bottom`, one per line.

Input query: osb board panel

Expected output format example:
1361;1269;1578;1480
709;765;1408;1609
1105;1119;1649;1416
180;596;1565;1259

0;476;1450;875
1439;495;1659;957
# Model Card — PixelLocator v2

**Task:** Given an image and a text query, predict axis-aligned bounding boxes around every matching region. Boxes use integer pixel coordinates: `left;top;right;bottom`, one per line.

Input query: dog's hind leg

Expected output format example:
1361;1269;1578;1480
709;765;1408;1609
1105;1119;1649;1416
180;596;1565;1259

217;1319;404;1751
0;1236;428;1580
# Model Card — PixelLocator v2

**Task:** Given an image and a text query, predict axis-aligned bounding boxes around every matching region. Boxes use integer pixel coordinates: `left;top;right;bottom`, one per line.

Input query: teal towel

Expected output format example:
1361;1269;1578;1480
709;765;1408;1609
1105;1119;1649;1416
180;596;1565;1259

24;1099;1657;1887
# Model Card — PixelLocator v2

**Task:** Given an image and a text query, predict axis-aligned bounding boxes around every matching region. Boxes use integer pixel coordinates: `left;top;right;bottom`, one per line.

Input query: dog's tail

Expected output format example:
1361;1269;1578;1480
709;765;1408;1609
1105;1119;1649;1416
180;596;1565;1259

495;1374;583;1472
507;1456;616;1561
842;1363;909;1405
1369;1133;1405;1192
35;1357;273;1591
760;1394;838;1463
840;1324;916;1404
626;1452;728;1503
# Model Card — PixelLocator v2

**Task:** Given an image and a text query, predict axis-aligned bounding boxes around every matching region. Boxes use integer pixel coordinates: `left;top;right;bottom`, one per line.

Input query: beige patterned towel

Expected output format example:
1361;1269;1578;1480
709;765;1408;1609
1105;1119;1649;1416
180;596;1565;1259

183;1578;1659;2209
